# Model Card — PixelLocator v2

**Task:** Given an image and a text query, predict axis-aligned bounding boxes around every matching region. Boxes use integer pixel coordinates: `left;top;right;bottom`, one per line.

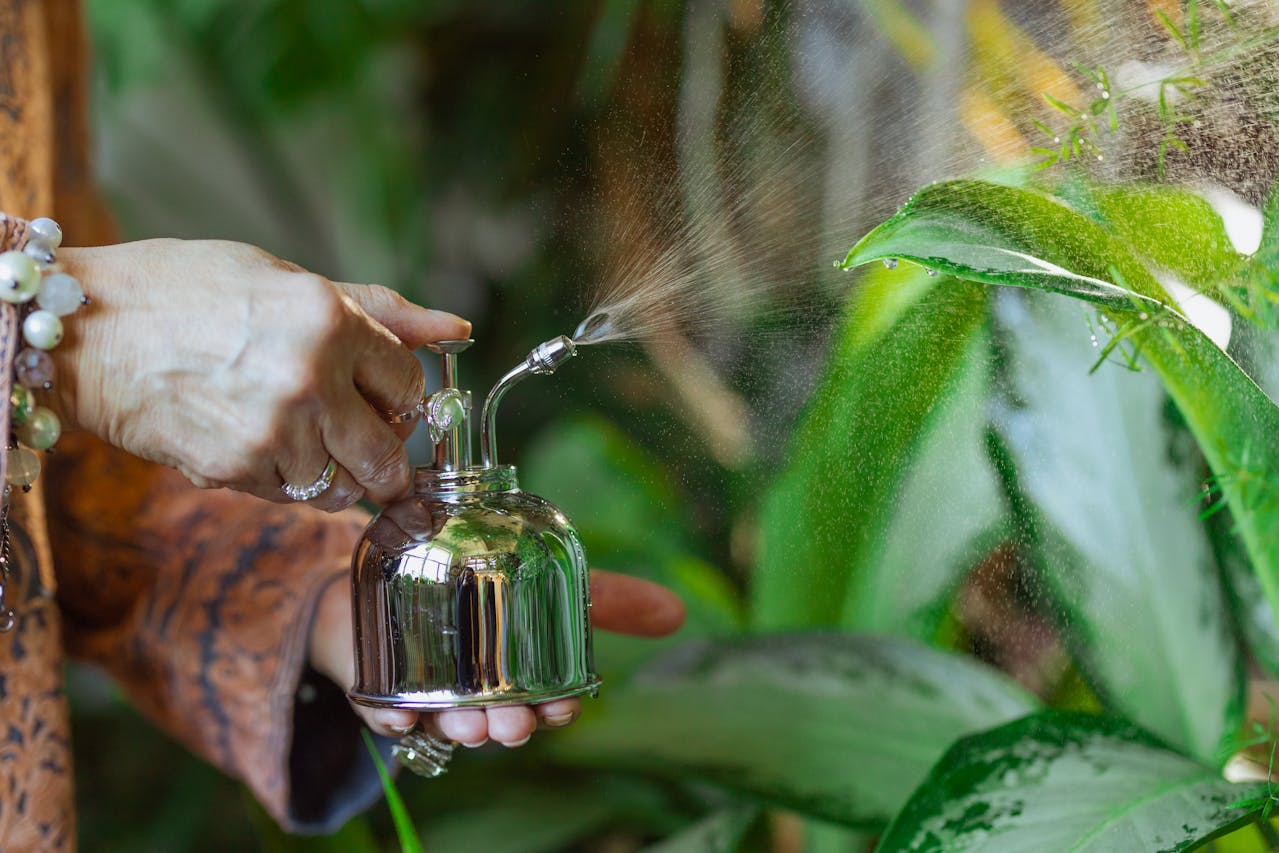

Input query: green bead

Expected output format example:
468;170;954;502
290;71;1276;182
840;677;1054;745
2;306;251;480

0;250;40;303
9;385;32;426
18;406;60;450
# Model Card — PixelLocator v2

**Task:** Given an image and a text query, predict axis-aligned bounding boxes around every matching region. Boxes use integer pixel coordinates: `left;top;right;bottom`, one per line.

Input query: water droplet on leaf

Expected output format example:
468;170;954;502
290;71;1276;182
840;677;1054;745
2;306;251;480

883;258;898;269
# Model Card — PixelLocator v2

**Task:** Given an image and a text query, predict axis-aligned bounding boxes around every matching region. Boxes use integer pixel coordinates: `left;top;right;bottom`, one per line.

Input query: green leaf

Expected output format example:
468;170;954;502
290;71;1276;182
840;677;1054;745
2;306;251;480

1091;184;1245;288
755;266;1003;633
551;634;1037;827
362;730;424;853
993;292;1242;762
841;182;1169;311
1209;327;1279;674
842;324;1007;633
875;711;1267;853
841;179;1279;645
1258;176;1279;275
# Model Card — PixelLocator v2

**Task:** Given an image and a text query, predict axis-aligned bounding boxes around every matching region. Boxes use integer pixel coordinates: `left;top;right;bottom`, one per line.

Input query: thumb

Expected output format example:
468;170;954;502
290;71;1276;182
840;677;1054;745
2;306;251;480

334;282;471;347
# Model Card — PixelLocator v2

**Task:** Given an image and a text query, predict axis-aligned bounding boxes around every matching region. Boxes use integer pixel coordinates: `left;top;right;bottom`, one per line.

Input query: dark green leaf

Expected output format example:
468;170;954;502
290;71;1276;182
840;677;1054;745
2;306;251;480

551;634;1037;827
994;292;1242;762
842;180;1279;648
876;711;1267;853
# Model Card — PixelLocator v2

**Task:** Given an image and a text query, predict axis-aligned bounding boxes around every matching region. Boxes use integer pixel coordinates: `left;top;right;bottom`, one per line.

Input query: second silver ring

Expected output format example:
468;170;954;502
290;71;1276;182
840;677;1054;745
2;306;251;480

281;458;338;502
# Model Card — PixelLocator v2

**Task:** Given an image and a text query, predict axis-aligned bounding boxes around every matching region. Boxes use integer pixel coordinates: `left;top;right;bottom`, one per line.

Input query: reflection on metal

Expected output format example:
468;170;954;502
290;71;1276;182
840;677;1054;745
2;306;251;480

391;730;455;778
350;465;599;712
352;338;598;778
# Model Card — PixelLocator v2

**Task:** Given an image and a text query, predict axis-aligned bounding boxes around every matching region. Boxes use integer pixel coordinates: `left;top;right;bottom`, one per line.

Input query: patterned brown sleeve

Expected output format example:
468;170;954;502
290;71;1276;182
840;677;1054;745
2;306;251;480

43;431;380;832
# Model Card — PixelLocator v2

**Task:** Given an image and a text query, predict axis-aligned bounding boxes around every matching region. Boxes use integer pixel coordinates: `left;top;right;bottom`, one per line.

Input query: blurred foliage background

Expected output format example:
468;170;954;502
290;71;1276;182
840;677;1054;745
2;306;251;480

69;0;1279;851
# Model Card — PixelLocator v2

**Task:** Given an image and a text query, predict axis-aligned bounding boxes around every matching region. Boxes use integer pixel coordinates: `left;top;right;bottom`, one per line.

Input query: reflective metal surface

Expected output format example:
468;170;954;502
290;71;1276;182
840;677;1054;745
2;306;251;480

350;465;599;710
392;730;455;778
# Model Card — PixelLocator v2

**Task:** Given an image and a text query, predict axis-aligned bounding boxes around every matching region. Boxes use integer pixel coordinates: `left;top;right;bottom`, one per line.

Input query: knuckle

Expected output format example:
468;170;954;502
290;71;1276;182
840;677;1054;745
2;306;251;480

351;442;408;491
213;240;275;266
390;362;426;409
239;417;286;464
195;452;252;487
274;362;324;405
363;284;407;316
292;277;348;340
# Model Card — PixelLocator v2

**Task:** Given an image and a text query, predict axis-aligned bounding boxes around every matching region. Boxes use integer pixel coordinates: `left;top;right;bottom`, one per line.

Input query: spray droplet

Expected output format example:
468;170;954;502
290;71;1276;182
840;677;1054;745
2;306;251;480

1090;334;1099;347
832;259;841;269
1096;154;1104;161
883;258;899;269
572;311;616;345
925;268;938;277
1139;312;1149;321
1101;91;1110;100
1053;136;1061;144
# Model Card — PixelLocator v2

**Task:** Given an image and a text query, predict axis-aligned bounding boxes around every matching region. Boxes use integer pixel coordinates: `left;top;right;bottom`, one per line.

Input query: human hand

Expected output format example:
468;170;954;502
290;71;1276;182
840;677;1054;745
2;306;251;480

309;569;686;747
55;240;469;509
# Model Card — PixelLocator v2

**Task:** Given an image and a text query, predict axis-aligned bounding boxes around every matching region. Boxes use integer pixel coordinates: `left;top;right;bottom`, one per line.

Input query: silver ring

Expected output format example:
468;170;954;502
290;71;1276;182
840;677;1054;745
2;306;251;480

281;458;337;502
393;730;455;778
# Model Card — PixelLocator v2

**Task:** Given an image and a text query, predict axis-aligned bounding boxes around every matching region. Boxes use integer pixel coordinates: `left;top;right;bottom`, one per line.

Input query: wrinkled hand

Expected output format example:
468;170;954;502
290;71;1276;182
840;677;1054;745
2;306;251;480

309;570;687;747
56;240;469;509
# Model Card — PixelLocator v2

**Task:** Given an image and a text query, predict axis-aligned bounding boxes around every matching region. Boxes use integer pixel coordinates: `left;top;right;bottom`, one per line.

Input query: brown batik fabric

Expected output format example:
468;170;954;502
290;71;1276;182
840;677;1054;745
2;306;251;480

0;2;388;849
46;434;378;834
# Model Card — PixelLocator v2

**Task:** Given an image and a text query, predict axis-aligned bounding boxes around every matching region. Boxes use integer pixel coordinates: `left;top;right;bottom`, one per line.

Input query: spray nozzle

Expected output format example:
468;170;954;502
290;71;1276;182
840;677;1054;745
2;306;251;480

481;335;578;468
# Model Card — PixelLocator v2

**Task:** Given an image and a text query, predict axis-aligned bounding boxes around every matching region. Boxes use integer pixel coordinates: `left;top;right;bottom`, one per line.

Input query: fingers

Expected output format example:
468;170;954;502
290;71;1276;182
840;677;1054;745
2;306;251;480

343;302;428;418
304;466;364;513
354;702;575;748
486;706;537;747
321;387;413;504
361;707;419;738
536;698;580;729
334;282;471;348
590;570;687;637
437;709;488;748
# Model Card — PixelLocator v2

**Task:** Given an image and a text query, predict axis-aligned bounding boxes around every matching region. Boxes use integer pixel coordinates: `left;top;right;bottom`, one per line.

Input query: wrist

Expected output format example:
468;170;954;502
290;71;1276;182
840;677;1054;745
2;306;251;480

45;246;94;432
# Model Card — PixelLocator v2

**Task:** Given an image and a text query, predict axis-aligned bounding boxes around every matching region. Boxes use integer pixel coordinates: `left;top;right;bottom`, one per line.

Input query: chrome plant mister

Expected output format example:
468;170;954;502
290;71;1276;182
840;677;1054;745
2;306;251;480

349;336;599;778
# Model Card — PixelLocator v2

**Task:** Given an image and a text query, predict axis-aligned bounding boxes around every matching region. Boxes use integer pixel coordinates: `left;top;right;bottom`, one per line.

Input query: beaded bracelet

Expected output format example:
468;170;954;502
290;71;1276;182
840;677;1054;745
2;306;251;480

0;216;85;630
1;217;84;485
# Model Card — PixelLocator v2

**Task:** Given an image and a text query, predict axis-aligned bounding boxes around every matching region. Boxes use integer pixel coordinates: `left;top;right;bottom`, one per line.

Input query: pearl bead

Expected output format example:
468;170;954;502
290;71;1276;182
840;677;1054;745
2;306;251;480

22;242;55;269
27;218;61;249
9;385;32;426
5;447;39;487
19;407;60;450
22;310;62;350
36;272;83;316
0;250;40;303
14;348;54;389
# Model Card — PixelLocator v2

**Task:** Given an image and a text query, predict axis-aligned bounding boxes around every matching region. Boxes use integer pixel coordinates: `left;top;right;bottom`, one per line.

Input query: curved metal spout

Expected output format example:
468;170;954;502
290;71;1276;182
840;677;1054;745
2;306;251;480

481;336;577;468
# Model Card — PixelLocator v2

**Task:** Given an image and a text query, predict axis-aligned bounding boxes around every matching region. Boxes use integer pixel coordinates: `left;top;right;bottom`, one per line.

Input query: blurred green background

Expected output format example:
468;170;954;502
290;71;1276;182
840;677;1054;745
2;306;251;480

71;1;1279;851
76;1;823;849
